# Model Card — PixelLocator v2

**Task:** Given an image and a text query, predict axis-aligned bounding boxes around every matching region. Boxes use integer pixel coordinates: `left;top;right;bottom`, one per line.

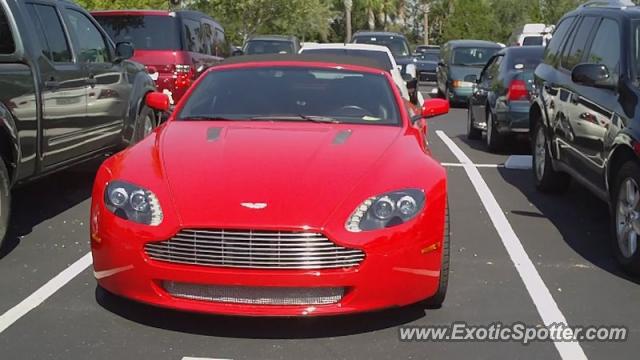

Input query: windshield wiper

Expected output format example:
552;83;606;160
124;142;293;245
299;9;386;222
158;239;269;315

249;114;340;123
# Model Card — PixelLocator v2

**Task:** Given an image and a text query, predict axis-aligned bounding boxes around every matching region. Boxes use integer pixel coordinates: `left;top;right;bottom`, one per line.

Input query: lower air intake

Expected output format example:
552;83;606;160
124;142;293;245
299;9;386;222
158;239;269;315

162;281;344;305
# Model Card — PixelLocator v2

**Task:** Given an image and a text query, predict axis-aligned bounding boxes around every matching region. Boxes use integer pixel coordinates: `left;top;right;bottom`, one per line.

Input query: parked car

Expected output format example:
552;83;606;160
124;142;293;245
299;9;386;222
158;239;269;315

0;0;158;248
90;54;451;316
529;0;640;274
351;31;417;78
92;10;229;104
299;43;422;105
241;35;300;55
467;46;544;151
414;49;440;84
511;23;551;46
437;40;502;105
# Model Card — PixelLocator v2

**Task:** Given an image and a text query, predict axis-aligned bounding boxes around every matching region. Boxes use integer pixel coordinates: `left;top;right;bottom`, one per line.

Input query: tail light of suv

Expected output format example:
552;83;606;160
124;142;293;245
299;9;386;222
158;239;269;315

506;79;529;101
174;64;195;90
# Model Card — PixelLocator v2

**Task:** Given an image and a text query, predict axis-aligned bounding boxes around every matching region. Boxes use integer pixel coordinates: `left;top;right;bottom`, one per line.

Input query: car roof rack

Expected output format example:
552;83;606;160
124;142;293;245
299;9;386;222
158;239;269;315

579;0;635;9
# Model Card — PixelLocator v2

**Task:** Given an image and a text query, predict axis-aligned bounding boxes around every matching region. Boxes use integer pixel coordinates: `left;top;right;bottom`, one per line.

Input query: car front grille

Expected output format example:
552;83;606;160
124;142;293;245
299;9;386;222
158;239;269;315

419;71;437;82
162;281;345;305
144;229;365;270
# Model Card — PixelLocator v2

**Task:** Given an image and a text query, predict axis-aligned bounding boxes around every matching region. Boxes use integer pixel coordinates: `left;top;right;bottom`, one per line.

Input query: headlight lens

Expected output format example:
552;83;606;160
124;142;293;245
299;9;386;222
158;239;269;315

346;189;425;232
104;181;163;226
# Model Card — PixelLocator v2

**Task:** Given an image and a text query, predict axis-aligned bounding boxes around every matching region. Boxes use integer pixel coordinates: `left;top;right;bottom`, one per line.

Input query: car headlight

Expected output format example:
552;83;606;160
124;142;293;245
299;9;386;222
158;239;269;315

345;189;425;232
104;181;163;226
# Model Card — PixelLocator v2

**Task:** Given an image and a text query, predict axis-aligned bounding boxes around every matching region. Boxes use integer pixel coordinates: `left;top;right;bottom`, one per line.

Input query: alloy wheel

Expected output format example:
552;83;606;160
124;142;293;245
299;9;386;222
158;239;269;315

616;178;640;258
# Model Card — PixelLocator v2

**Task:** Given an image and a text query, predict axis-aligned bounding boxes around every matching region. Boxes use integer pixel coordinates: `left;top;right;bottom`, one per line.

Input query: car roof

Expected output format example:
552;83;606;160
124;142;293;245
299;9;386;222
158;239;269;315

91;9;220;23
301;43;392;54
563;1;640;19
446;40;502;48
498;45;545;55
353;31;407;38
247;35;298;42
216;54;389;72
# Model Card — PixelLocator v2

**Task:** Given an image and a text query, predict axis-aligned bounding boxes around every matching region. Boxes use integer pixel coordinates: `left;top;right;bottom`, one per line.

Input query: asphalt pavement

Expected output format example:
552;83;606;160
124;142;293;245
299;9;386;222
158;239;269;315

0;90;638;360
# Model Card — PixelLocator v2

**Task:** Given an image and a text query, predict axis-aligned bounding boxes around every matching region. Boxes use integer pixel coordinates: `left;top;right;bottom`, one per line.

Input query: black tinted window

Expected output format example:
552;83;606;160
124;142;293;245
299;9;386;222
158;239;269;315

27;5;71;62
182;18;201;53
352;35;410;57
214;28;229;57
506;48;544;69
544;17;574;66
587;18;620;78
0;5;15;54
302;48;393;70
180;68;400;126
245;40;295;55
522;36;543;46
66;10;109;63
562;17;597;70
95;15;180;50
451;47;498;66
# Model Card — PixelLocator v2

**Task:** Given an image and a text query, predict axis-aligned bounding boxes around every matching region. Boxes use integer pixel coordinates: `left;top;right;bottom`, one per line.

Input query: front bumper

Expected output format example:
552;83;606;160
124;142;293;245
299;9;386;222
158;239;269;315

91;207;445;317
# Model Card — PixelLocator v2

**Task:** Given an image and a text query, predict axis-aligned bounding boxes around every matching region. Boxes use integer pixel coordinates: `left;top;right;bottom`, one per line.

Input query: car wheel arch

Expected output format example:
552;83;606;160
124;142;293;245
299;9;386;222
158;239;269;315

606;144;639;196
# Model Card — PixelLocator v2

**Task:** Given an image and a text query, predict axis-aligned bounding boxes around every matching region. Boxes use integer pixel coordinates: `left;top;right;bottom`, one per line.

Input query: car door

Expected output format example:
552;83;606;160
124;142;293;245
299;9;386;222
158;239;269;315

63;7;129;153
556;16;599;174
471;55;502;126
565;17;622;188
25;2;88;168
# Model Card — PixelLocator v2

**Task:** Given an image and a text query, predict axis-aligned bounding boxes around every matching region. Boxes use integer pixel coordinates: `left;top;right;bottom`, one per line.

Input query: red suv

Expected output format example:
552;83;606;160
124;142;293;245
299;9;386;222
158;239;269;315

93;10;229;104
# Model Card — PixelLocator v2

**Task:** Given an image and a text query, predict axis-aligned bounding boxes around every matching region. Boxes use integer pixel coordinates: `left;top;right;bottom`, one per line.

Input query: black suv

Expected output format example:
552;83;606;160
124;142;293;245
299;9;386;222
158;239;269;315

530;0;640;274
0;0;157;248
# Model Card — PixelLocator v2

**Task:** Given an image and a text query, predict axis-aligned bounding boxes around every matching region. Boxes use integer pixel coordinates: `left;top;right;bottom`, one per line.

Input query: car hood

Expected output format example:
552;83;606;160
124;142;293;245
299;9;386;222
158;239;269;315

160;121;402;228
449;65;483;80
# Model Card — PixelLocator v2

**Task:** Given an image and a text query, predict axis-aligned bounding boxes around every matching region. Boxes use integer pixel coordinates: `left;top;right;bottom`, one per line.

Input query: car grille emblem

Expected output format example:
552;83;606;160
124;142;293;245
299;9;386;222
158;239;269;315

241;202;267;209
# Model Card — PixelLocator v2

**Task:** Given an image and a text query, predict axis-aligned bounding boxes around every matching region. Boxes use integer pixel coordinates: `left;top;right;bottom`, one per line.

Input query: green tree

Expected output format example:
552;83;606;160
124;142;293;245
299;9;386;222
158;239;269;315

76;0;168;10
441;0;492;41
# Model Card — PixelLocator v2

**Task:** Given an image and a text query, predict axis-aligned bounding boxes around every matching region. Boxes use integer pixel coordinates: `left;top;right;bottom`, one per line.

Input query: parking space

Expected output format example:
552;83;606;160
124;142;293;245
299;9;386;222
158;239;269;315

0;96;637;359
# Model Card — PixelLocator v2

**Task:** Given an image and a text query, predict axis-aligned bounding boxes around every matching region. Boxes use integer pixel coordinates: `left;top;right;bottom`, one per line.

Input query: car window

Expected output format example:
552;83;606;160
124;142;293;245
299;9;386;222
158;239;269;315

352;35;411;58
544;17;575;67
66;9;109;63
522;36;543;46
301;48;394;71
183;18;202;53
451;47;499;66
561;16;597;70
586;18;620;79
199;22;213;55
95;15;181;51
214;27;229;58
0;4;15;54
179;68;400;126
26;4;72;63
244;40;295;55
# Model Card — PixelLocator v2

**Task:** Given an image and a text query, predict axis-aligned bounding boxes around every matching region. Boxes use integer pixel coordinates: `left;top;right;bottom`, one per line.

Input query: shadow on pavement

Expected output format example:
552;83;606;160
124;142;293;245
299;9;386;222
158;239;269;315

497;167;640;285
0;158;103;258
95;286;427;339
454;134;531;156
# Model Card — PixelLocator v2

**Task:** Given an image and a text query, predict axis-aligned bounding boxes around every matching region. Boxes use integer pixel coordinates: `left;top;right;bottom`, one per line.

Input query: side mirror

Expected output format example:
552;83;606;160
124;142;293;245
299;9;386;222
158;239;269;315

464;74;478;83
571;64;616;89
422;98;450;119
115;42;134;62
232;49;244;56
145;91;170;112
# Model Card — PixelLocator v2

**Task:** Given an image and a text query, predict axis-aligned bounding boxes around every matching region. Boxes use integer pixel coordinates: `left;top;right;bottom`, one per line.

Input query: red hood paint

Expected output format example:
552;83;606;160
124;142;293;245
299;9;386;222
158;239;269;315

159;121;402;228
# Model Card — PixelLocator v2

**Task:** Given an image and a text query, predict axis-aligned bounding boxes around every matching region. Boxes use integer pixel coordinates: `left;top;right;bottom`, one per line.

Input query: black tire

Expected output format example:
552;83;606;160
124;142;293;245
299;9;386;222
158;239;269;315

486;111;504;152
532;121;570;193
132;105;157;144
611;161;640;275
467;104;482;140
424;202;450;309
0;159;11;251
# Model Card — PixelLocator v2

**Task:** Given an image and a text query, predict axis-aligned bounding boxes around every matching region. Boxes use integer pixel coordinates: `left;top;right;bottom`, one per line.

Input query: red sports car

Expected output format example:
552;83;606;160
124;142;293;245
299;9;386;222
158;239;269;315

90;55;450;316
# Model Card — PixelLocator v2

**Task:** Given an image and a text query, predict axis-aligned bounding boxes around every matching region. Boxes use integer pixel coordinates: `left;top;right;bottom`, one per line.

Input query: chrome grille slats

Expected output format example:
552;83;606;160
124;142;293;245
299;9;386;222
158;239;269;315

144;229;365;269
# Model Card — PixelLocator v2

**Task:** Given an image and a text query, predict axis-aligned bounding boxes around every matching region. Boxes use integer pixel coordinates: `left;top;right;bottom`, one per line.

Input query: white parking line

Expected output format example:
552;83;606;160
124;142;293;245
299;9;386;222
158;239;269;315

435;130;587;360
0;252;92;334
441;162;503;168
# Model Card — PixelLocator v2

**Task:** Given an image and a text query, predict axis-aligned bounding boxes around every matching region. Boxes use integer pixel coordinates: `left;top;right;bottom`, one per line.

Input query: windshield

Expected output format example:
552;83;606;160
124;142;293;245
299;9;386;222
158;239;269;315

419;52;439;62
506;49;544;69
244;40;295;55
452;47;499;66
522;36;544;46
353;35;411;58
94;15;180;50
179;67;400;125
301;48;393;70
